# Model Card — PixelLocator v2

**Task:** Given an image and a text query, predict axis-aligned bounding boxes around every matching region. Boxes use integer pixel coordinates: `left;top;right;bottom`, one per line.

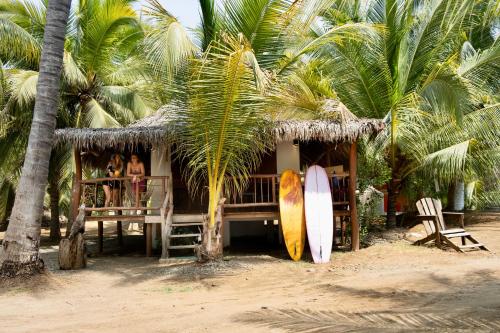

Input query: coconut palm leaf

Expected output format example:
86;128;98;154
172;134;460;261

0;0;42;67
82;97;121;128
62;51;89;88
221;0;294;68
5;69;38;111
396;0;474;97
199;0;218;51
458;39;500;98
78;0;140;75
142;0;197;79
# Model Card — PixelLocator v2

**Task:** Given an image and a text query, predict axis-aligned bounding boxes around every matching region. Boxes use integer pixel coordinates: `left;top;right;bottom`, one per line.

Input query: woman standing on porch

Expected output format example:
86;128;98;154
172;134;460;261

103;154;123;207
127;154;146;199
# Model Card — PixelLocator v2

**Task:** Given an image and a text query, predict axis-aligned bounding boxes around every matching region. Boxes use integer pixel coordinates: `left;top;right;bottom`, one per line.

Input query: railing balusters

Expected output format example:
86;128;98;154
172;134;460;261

253;178;256;203
260;177;263;203
135;177;140;208
272;176;276;203
80;176;169;213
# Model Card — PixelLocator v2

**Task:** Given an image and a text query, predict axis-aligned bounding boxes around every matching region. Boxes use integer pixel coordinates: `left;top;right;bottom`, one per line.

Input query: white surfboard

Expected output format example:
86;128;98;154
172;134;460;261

304;165;334;264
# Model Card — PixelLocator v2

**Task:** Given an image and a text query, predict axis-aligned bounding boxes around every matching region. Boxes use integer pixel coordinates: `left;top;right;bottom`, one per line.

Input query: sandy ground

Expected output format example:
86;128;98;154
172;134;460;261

1;214;500;333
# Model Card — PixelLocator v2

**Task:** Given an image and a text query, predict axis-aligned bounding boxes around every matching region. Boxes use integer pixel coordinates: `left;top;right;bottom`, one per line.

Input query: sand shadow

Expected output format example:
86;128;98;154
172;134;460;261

234;269;500;332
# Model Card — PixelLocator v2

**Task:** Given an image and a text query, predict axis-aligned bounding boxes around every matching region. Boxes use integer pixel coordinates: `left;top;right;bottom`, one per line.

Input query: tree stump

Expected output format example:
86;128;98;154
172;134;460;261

59;233;86;270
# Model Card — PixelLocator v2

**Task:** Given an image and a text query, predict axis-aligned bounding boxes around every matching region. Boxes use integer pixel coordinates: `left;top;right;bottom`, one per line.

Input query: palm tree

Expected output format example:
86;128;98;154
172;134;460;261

180;34;272;258
0;0;156;239
0;0;71;276
312;0;499;226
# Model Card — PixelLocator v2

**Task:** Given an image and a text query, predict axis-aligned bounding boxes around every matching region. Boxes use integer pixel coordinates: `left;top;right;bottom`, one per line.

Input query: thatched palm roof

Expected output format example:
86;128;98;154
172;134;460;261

54;102;384;150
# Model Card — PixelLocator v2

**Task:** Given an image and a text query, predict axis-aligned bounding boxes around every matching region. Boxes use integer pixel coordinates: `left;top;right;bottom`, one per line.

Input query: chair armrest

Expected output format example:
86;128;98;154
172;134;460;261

442;212;464;215
415;215;438;220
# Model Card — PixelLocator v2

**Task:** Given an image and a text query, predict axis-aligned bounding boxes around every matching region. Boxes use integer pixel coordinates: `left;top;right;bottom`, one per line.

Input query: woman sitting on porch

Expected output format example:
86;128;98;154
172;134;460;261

103;154;123;207
127;153;146;194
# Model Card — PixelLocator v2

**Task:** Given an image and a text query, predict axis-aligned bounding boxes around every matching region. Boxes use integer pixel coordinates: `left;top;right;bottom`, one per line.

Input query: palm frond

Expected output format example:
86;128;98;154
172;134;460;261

458;39;500;98
0;10;41;66
221;0;294;67
82;97;121;128
143;0;197;80
199;0;217;51
396;0;474;96
5;69;38;111
79;0;140;75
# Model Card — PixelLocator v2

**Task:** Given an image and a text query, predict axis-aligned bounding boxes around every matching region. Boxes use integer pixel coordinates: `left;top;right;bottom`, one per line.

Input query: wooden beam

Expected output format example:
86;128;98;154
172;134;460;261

349;142;359;251
85;215;146;222
68;148;82;237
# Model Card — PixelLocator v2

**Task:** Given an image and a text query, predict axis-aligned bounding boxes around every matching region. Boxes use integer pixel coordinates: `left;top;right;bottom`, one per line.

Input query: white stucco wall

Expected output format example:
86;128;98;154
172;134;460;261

276;141;300;173
150;146;172;248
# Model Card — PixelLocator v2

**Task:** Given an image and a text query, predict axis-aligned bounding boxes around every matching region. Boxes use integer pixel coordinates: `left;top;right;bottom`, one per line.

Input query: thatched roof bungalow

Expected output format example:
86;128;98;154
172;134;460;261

55;103;384;260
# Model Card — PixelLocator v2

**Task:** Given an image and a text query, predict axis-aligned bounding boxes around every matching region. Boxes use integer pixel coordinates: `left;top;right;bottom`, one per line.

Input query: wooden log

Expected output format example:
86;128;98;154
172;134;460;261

67;148;82;237
59;233;86;269
349;142;359;251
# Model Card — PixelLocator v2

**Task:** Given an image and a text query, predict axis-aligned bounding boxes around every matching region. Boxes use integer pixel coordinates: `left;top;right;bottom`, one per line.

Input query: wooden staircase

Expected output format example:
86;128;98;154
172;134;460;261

165;214;205;257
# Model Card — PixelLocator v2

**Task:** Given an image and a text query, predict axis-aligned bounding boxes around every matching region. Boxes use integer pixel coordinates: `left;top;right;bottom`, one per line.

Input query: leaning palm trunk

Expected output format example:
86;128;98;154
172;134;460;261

0;0;71;277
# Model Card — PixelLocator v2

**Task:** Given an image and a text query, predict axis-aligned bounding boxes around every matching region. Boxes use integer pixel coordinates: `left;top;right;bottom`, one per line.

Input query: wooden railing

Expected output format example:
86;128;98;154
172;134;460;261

224;174;279;208
79;176;169;213
223;172;351;209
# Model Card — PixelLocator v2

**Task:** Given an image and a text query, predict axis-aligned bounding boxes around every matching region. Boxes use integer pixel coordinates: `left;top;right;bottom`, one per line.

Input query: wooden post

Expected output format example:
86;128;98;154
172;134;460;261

349;142;359;251
146;223;152;257
117;181;123;248
98;221;103;253
67;148;82;237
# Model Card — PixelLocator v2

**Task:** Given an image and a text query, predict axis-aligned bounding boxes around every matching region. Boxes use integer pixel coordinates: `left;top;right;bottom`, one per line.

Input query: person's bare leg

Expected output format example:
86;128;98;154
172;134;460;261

112;188;120;207
103;185;111;207
113;188;123;247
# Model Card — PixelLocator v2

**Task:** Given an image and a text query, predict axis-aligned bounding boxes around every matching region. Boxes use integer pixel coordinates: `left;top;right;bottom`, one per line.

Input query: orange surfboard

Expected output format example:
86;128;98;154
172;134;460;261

279;170;306;261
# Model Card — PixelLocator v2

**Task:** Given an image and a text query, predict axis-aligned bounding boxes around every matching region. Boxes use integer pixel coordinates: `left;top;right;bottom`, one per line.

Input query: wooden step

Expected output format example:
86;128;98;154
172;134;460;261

172;223;203;227
459;243;484;249
168;244;198;249
444;232;470;238
173;214;205;223
169;233;201;238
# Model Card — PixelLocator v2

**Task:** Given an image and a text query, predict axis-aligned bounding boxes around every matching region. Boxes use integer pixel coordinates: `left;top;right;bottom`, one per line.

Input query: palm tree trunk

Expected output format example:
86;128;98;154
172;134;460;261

49;179;61;241
386;170;400;229
0;0;71;277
